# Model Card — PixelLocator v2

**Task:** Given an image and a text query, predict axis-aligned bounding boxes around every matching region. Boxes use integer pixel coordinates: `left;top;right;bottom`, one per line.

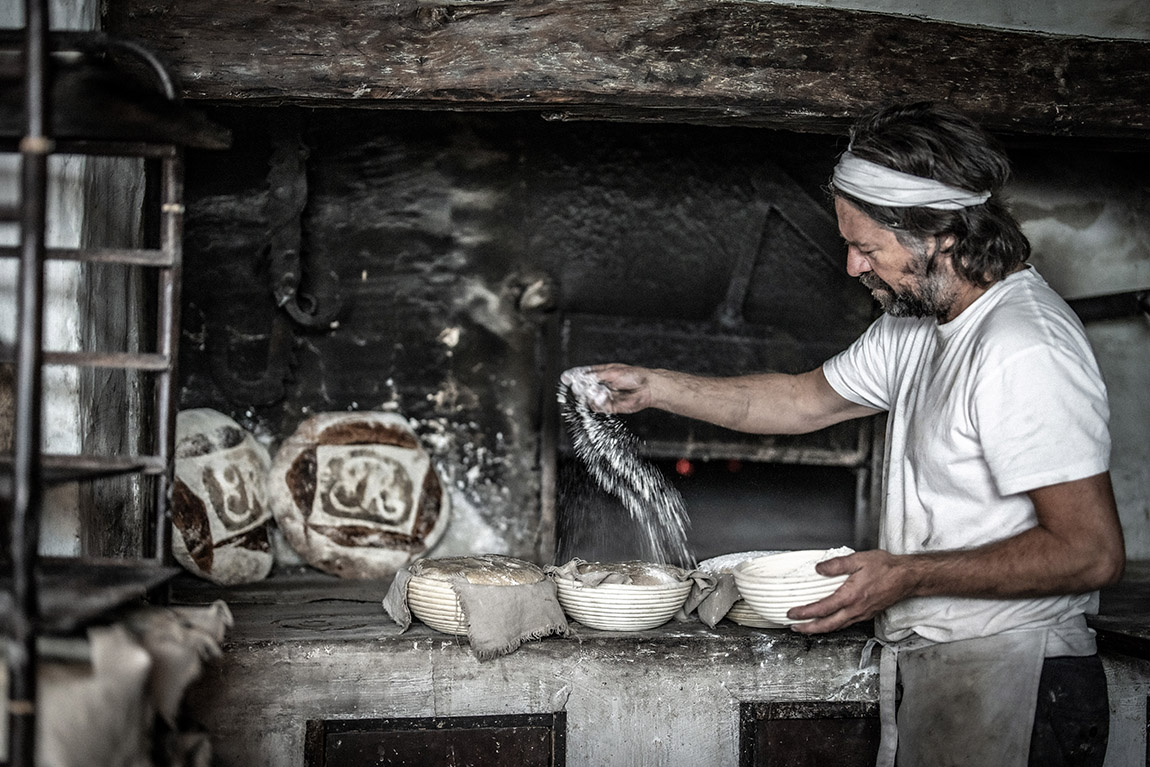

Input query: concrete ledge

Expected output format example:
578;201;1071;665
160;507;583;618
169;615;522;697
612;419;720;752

178;580;1150;765
184;598;878;765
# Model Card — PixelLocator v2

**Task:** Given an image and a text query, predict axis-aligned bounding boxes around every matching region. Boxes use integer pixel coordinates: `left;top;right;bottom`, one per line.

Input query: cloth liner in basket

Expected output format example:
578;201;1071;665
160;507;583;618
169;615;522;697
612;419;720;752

694;550;784;627
383;554;569;661
545;558;717;625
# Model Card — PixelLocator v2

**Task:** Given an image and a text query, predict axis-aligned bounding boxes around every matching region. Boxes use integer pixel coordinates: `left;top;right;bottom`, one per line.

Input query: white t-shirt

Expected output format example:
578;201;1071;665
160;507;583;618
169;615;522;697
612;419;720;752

823;267;1110;650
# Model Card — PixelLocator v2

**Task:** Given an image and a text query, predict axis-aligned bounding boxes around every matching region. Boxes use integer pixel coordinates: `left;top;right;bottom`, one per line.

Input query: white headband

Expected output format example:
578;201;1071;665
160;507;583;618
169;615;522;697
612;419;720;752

833;151;991;210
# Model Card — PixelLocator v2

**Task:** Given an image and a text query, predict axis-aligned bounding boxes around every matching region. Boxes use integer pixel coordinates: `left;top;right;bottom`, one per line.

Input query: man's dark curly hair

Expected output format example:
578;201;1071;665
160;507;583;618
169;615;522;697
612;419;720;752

831;102;1031;287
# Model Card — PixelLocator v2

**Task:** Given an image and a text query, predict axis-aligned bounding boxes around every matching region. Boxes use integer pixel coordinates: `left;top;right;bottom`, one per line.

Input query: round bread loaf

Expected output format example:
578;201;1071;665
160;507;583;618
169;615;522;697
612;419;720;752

575;560;689;585
411;554;544;585
172;408;274;585
268;411;450;579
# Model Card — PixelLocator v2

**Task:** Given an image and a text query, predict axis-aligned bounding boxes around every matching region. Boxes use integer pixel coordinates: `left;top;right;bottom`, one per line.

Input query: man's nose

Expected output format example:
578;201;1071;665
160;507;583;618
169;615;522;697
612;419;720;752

846;247;871;277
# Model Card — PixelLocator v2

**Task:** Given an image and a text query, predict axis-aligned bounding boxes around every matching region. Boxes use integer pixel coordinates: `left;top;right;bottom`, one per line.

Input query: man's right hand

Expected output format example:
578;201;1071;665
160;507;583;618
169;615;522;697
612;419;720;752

560;364;656;414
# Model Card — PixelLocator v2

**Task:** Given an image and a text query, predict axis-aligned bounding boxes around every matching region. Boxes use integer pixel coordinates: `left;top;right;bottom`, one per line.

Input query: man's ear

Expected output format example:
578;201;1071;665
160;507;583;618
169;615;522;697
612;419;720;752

937;233;957;254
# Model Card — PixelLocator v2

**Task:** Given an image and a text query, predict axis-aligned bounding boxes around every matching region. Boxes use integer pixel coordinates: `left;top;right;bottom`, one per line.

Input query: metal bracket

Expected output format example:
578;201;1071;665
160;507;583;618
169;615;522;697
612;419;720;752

1066;289;1150;323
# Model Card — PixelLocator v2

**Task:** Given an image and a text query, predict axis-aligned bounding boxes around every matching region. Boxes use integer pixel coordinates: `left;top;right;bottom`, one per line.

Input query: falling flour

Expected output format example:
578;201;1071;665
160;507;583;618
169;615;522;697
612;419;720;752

559;370;695;568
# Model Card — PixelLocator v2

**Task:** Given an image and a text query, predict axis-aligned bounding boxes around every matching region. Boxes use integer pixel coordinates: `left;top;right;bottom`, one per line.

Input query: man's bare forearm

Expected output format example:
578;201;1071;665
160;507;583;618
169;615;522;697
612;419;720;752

791;472;1126;633
585;364;876;435
902;474;1125;599
897;527;1123;600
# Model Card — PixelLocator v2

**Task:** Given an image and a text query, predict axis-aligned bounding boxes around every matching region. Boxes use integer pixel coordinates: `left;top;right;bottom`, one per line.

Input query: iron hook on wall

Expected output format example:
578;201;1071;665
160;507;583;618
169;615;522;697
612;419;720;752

264;127;343;329
206;122;345;406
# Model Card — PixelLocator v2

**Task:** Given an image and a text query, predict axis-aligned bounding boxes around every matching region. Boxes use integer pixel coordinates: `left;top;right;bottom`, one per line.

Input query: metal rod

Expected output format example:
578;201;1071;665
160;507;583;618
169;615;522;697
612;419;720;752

105;37;178;100
0;140;178;159
1067;289;1150;323
149;152;184;563
41;351;171;371
9;0;50;763
535;314;561;564
0;454;167;482
0;245;173;267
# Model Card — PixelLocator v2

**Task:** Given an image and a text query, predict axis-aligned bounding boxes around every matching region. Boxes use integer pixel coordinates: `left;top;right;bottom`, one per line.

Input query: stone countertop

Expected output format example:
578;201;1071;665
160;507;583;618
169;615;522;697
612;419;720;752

173;569;881;767
170;560;1150;652
171;566;875;650
222;594;875;648
168;564;1150;766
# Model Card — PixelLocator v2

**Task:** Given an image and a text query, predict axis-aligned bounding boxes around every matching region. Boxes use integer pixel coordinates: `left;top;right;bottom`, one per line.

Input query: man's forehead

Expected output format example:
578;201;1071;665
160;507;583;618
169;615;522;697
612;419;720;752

836;206;889;246
841;232;880;247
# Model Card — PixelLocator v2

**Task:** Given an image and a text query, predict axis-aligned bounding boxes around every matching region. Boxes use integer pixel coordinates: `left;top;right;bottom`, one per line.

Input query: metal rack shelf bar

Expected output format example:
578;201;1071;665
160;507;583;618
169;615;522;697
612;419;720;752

0;557;180;636
1;453;167;485
42;452;167;473
41;351;171;371
150;151;183;561
0;139;179;158
0;245;172;266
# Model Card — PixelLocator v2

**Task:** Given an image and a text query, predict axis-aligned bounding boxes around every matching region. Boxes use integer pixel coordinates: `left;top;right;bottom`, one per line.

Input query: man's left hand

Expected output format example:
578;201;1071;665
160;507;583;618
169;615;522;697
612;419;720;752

786;549;912;634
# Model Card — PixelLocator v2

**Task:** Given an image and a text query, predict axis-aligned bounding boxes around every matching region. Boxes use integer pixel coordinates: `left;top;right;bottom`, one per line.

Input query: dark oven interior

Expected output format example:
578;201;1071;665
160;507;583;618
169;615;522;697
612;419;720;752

178;106;879;566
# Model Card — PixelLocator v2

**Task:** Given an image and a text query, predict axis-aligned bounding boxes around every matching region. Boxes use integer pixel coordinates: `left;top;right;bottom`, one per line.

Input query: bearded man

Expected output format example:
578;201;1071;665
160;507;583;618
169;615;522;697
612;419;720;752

564;102;1125;767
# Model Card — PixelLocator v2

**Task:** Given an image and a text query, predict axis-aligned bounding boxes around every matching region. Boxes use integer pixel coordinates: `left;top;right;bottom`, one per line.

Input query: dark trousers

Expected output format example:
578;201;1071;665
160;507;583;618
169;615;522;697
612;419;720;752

1029;654;1110;767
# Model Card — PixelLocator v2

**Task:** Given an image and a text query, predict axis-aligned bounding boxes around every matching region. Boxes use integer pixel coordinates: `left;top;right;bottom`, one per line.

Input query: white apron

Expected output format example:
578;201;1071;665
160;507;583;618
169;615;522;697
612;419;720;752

866;628;1049;767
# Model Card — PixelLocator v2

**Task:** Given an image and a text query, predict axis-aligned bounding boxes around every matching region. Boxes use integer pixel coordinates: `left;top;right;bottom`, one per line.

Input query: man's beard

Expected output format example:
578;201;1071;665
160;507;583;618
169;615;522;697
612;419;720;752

860;247;956;320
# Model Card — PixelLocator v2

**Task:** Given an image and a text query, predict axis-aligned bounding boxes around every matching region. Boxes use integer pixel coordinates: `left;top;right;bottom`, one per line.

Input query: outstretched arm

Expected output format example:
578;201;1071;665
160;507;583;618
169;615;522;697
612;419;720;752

563;364;879;435
789;471;1126;634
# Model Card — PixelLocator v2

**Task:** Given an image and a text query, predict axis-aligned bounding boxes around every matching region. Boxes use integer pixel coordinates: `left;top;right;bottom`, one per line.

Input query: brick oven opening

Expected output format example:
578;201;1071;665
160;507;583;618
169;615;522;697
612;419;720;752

178;106;879;566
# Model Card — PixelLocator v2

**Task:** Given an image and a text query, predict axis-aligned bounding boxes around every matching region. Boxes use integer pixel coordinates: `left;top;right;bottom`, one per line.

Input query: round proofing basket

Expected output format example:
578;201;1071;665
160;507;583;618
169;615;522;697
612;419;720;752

733;550;847;626
725;599;786;628
735;550;847;581
554;579;691;631
407;574;468;635
736;579;848;599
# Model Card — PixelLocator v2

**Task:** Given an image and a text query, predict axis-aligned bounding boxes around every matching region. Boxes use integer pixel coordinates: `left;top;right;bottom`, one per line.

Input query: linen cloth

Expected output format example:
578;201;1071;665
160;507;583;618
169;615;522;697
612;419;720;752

693;550;785;627
0;601;232;767
383;566;569;661
689;571;740;627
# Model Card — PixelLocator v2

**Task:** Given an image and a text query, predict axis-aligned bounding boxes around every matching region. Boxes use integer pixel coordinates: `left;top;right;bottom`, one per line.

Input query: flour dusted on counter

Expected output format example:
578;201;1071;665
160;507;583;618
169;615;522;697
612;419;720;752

558;371;695;568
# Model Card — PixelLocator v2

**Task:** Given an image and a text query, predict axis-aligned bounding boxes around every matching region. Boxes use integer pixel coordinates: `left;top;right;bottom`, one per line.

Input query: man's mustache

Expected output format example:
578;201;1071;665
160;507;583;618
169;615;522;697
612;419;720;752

860;273;893;293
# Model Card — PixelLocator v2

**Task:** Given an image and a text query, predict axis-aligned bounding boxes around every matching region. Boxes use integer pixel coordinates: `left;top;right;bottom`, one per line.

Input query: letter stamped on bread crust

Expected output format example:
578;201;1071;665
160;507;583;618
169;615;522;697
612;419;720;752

310;444;427;536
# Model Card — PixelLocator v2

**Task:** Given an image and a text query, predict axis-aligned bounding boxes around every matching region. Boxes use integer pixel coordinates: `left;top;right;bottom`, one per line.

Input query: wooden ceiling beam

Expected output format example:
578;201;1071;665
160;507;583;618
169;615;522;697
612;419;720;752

107;0;1150;139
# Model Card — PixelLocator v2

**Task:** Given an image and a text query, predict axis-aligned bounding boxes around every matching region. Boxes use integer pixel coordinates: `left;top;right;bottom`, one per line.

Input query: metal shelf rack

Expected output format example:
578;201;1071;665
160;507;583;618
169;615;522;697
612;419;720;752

2;2;227;763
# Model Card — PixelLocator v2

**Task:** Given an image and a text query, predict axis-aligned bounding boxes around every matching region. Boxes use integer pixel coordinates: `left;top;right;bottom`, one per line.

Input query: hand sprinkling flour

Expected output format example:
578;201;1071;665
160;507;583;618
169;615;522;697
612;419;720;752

560;366;613;410
558;368;695;568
